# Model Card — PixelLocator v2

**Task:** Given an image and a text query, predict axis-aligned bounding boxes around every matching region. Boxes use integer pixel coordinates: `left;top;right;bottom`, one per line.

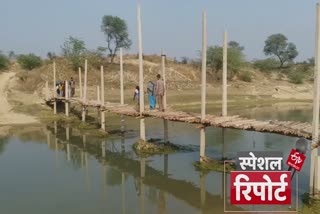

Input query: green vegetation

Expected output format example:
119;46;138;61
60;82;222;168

101;15;132;63
193;158;236;173
133;139;178;156
253;58;280;72
263;34;298;68
0;53;10;70
207;41;245;79
288;70;305;84
17;54;42;70
239;70;252;82
61;36;87;71
300;193;320;214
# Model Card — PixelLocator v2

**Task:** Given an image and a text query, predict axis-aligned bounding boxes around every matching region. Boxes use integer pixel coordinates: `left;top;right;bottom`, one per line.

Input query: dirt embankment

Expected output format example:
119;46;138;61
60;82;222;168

0;72;38;125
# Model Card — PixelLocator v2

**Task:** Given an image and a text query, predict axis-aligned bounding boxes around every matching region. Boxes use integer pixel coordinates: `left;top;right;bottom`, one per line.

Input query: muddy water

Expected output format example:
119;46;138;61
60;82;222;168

0;107;316;214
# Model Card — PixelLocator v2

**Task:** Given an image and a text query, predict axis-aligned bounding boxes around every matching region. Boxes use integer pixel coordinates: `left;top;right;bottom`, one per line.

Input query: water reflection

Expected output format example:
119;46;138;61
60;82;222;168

0;114;311;213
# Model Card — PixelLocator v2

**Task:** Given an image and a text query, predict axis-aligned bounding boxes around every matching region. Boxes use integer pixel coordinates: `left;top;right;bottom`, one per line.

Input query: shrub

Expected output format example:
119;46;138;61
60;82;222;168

288;71;304;84
17;54;42;70
239;70;252;82
0;54;10;70
253;58;279;72
61;36;86;71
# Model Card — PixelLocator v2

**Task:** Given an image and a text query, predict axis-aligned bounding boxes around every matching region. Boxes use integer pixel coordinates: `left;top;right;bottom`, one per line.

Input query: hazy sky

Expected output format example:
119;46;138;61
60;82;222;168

1;0;319;61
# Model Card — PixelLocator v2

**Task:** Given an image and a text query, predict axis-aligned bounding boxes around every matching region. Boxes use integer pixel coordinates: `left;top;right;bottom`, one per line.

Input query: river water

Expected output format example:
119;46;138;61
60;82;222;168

0;105;316;213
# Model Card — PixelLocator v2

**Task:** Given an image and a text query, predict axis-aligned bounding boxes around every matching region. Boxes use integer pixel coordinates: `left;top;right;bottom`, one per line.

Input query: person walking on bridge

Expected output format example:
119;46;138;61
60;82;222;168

69;77;75;97
147;81;156;110
156;74;165;112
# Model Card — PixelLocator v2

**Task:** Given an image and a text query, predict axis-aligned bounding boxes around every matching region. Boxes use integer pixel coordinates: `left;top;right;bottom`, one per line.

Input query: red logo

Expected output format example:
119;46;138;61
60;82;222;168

230;171;291;205
286;149;306;172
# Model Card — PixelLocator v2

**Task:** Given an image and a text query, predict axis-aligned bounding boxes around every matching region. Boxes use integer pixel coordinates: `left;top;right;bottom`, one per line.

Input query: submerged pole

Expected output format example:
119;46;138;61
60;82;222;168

79;67;82;99
311;3;320;196
53;62;57;114
161;49;167;110
222;31;228;117
120;48;124;105
200;11;207;162
101;66;106;131
138;4;146;141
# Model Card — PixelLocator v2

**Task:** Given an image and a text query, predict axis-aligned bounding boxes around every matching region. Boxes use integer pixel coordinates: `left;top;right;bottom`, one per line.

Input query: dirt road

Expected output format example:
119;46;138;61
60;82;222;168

0;72;38;125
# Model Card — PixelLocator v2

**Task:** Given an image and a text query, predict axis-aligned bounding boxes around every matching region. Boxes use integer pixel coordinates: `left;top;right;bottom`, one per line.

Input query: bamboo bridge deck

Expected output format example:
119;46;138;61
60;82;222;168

46;97;317;143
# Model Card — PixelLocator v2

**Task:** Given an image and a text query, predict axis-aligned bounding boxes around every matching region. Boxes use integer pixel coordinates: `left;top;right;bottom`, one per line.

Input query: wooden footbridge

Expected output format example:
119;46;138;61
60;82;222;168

43;3;320;196
46;96;316;142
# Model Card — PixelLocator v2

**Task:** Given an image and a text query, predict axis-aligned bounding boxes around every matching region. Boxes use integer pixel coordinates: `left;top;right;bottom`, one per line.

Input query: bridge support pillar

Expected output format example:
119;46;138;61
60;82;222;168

222;31;228;116
65;80;69;117
101;66;106;131
82;106;86;122
200;128;206;162
311;3;320;196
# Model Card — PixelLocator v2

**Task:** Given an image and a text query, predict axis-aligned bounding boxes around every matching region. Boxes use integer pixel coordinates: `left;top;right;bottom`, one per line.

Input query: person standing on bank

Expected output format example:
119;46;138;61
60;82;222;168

156;74;165;111
147;81;156;110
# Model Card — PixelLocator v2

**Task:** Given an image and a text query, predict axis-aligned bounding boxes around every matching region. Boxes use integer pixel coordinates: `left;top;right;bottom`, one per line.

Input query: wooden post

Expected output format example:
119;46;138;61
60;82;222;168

45;81;49;100
84;59;87;102
82;60;88;122
97;86;100;103
53;62;57;114
222;31;228;117
200;11;207;162
311;3;320;196
163;119;168;143
101;66;106;131
79;67;82;99
161;49;167;110
201;11;207;121
140;119;146;141
137;4;145;115
65;80;69;117
120;48;124;105
138;4;146;141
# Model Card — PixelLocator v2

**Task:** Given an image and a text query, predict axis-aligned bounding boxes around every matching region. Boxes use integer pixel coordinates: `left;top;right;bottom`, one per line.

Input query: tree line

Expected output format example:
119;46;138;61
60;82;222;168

0;15;313;84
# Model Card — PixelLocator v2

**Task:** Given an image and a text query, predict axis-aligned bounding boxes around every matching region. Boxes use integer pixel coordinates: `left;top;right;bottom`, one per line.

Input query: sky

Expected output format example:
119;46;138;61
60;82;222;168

1;0;319;62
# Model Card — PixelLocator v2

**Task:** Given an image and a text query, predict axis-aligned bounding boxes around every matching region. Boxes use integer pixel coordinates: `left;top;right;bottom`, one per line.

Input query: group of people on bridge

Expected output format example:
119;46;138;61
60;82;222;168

56;77;76;98
133;74;165;111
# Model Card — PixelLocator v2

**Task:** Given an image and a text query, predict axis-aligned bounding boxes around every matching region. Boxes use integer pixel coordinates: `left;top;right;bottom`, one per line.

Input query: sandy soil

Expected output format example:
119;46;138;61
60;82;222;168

0;72;38;125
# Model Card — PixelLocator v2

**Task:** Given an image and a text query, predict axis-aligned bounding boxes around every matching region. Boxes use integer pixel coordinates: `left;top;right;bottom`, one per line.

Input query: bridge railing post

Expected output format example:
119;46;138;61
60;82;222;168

53;61;57;114
200;11;207;162
101;65;106;131
65;80;69;117
222;31;228;117
138;4;146;141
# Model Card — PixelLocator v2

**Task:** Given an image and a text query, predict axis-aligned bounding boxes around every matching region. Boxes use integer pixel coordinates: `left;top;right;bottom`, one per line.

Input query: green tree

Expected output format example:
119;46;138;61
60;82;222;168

101;15;132;63
228;41;244;51
207;42;244;78
263;34;298;68
8;51;16;60
0;53;10;70
17;54;42;70
47;52;56;60
61;36;86;70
